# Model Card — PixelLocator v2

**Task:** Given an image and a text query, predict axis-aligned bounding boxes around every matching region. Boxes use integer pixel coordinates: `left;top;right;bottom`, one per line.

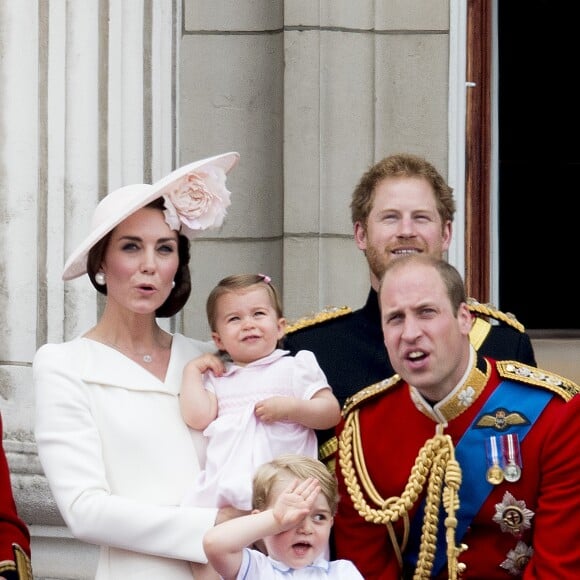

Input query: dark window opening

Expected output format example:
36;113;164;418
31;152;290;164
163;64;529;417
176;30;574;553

498;2;580;330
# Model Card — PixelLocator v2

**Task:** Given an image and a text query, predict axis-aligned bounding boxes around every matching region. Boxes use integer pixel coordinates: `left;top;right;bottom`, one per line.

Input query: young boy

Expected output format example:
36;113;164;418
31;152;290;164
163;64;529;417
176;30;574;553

203;454;363;579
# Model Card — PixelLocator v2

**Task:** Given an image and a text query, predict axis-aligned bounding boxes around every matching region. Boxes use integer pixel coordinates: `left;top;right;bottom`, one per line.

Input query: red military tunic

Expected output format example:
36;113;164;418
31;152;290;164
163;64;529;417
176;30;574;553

0;413;32;580
334;355;580;579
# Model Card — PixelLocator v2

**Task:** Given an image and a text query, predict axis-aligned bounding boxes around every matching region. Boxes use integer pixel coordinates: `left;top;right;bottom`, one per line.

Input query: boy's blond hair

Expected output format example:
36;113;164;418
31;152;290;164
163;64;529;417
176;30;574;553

252;454;339;514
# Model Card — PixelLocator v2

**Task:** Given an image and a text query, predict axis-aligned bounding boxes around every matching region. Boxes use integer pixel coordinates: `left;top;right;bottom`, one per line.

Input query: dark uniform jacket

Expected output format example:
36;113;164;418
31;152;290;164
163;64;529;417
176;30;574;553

0;414;32;580
284;288;537;464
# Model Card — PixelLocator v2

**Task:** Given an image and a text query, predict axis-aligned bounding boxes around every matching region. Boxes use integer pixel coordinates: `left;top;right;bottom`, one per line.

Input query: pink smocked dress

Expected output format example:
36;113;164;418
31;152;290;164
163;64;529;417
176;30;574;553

182;349;330;510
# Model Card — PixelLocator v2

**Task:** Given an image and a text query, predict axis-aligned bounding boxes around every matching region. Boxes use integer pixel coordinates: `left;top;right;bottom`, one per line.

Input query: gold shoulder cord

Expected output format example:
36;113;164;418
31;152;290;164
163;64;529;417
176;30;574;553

339;413;467;579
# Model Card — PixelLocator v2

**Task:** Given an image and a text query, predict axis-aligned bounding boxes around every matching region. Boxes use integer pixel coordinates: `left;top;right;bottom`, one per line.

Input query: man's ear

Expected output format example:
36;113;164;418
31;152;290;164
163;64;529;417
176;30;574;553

353;221;367;251
458;302;473;335
441;220;453;251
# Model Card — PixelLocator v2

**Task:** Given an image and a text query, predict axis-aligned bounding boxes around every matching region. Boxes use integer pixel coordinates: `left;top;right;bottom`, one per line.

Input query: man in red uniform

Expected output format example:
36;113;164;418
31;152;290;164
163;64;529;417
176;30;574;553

334;254;580;578
0;413;32;580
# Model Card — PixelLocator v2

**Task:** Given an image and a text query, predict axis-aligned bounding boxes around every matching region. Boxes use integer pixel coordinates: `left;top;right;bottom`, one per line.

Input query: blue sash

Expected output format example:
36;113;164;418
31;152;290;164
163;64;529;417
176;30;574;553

404;379;552;575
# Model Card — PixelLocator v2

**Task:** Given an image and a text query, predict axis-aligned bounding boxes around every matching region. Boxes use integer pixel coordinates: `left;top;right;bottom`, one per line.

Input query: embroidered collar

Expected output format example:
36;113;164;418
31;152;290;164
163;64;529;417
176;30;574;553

409;347;490;423
269;554;330;572
223;348;289;375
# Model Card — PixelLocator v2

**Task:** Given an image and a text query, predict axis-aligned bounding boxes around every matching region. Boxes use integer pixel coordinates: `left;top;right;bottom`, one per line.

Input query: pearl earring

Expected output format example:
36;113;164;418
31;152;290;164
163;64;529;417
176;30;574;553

95;272;106;286
171;280;176;289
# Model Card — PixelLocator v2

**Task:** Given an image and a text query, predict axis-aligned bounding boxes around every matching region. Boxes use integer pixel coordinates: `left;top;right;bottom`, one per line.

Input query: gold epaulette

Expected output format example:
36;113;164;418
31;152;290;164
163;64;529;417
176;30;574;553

342;374;402;417
285;306;352;334
318;376;402;472
467;297;525;333
496;360;580;402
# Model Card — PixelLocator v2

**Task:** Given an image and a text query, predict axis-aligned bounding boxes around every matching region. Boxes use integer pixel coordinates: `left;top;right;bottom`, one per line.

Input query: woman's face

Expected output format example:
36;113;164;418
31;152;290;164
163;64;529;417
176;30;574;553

100;207;180;315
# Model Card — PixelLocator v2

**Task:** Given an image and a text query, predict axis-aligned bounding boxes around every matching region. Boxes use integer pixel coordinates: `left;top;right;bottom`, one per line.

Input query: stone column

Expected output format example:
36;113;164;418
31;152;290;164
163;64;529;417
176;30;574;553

0;1;179;577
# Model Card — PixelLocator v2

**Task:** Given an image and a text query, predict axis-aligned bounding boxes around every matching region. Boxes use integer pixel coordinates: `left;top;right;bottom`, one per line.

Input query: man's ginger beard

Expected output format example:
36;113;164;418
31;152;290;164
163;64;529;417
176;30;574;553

365;244;390;283
363;228;447;285
365;241;430;283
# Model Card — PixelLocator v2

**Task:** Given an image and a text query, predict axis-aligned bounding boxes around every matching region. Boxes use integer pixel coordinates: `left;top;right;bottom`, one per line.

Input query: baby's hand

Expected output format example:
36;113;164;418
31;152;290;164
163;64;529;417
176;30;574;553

273;477;320;530
254;396;296;424
185;353;225;376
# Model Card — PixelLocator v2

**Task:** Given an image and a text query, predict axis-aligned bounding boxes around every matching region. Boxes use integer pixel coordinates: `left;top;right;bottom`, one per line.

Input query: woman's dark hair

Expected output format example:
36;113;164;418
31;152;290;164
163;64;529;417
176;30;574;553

86;197;192;318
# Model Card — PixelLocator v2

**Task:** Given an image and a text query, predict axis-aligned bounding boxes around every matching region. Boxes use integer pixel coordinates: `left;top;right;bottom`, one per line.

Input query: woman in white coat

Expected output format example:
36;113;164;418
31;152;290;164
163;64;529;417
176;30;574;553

33;152;242;580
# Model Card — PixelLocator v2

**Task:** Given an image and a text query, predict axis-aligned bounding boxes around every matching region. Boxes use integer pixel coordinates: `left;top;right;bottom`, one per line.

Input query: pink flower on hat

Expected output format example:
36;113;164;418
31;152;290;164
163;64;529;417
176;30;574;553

163;165;232;239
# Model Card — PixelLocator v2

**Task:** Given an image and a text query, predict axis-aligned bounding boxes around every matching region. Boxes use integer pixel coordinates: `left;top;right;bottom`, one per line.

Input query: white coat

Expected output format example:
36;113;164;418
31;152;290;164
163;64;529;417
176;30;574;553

33;333;217;579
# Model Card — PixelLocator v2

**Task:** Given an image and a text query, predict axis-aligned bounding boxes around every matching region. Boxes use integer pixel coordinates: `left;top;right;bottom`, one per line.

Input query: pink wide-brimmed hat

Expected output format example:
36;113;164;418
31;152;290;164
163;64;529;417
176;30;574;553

62;151;239;281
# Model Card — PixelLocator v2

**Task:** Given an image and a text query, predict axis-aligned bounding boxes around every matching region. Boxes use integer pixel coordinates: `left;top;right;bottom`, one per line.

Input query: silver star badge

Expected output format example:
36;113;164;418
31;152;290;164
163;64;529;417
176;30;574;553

492;491;534;536
500;541;533;575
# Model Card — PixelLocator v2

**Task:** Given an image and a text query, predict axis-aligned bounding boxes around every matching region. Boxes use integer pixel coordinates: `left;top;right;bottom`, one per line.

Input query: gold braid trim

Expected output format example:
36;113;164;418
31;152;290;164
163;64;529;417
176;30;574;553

284;306;352;333
467;298;525;333
0;545;33;580
0;560;17;577
339;415;466;579
319;435;338;462
343;375;402;416
496;361;579;401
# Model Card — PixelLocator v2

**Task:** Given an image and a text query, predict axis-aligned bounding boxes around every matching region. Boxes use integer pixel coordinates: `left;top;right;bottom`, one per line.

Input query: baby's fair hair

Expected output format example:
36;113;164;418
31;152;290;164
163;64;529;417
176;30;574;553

206;273;283;332
252;454;339;515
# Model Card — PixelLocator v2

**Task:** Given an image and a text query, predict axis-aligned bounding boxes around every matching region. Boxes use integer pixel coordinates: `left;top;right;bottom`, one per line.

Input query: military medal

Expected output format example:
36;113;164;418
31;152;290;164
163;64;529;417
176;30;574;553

504;462;521;482
500;541;533;575
493;491;534;536
501;433;522;482
485;436;504;485
487;464;504;485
